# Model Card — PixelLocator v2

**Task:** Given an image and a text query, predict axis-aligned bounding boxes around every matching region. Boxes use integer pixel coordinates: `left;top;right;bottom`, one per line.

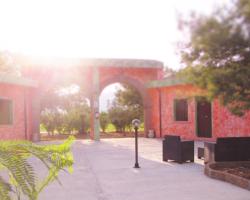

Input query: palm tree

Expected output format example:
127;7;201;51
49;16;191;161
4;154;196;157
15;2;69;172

0;136;74;200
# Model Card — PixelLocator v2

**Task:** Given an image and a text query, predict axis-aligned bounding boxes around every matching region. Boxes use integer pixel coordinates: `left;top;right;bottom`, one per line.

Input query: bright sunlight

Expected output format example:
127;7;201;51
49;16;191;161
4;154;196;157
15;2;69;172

0;0;228;69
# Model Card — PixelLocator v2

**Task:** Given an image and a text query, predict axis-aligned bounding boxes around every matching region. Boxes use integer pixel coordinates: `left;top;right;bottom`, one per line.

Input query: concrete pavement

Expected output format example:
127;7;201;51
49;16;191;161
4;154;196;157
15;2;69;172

39;138;250;200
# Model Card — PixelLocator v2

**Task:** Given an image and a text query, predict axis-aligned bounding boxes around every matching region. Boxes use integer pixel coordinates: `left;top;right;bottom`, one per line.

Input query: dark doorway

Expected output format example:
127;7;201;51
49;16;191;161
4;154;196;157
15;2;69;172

196;98;212;138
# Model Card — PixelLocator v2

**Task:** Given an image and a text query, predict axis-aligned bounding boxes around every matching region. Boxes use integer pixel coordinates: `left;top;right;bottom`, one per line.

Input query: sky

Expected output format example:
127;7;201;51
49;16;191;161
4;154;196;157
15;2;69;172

0;0;229;111
0;0;229;70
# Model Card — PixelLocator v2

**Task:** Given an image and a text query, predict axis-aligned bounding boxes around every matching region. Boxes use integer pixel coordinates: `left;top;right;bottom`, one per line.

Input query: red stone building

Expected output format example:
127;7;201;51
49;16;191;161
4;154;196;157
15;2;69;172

1;57;250;141
20;58;164;140
0;74;37;140
147;78;250;141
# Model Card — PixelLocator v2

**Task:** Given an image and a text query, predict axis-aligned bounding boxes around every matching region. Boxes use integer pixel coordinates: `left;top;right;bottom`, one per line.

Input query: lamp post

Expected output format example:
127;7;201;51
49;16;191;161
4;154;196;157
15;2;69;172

132;119;141;168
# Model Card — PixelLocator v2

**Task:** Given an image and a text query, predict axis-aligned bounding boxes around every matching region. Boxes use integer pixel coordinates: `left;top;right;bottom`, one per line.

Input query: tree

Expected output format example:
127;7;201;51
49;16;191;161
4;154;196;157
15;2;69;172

40;109;58;135
108;84;143;133
64;105;90;134
99;112;109;133
178;0;250;116
0;136;74;200
108;106;126;132
115;84;143;120
40;85;91;134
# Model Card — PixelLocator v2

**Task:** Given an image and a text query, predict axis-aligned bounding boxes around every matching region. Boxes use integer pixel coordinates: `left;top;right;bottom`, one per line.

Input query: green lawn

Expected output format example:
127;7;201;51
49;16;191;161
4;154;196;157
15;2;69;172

104;123;116;132
102;123;144;133
40;122;144;134
40;124;47;133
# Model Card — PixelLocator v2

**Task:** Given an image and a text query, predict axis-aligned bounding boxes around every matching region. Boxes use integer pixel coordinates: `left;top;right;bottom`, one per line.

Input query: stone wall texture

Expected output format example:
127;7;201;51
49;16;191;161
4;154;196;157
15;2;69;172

21;60;164;140
5;57;250;141
0;83;33;140
149;85;250;141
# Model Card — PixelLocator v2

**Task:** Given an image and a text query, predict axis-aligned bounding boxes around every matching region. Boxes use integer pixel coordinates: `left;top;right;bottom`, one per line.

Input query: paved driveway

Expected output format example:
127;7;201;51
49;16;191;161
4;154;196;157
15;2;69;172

39;138;250;200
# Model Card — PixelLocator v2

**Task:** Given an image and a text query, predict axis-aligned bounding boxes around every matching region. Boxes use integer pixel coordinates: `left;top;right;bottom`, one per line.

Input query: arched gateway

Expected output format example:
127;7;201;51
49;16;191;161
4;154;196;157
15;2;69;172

21;58;164;141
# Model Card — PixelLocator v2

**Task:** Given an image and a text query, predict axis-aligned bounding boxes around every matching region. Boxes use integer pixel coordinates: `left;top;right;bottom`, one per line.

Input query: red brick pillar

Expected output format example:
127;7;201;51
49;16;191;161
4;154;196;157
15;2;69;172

90;67;100;140
144;104;152;137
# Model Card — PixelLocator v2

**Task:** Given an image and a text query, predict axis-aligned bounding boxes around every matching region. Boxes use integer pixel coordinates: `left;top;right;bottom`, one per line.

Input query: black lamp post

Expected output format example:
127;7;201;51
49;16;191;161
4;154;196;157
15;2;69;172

132;119;141;168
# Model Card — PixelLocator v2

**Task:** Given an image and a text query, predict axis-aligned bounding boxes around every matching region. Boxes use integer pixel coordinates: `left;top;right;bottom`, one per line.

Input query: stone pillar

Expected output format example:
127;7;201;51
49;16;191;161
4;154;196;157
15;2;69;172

144;103;152;137
90;67;100;140
31;89;41;142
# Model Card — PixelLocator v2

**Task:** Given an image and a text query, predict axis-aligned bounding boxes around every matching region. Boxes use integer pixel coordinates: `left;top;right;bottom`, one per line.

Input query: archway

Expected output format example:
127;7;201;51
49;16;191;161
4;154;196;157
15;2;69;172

99;81;145;138
20;58;163;141
89;71;153;140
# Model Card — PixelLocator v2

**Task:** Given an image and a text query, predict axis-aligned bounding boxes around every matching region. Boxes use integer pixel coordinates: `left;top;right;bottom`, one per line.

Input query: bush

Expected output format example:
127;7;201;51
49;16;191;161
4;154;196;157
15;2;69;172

40;104;90;135
100;112;109;133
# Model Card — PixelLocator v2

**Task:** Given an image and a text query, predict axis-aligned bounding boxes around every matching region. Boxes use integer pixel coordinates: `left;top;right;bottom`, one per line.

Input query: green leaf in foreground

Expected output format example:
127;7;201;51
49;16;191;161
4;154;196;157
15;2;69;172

0;136;75;200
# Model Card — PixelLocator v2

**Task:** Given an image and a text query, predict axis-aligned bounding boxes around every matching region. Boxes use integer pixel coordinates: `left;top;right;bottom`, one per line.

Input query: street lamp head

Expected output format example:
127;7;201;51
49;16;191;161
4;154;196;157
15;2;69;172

132;119;141;128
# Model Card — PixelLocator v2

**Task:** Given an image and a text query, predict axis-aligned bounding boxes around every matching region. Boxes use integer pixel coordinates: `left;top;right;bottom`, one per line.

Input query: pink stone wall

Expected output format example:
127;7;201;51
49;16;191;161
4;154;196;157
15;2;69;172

99;67;160;89
212;100;250;138
149;85;250;141
98;67;162;137
149;89;160;136
21;63;163;140
0;84;33;140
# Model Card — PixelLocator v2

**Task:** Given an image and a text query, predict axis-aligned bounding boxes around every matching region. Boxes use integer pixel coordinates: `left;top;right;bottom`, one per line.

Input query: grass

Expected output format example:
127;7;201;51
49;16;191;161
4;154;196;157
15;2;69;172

40;123;145;136
40;124;47;133
40;122;146;141
102;123;144;133
104;123;116;132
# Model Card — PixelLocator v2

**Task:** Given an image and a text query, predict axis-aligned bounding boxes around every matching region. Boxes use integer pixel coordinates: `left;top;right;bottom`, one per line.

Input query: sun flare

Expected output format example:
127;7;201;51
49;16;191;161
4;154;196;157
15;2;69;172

0;0;228;69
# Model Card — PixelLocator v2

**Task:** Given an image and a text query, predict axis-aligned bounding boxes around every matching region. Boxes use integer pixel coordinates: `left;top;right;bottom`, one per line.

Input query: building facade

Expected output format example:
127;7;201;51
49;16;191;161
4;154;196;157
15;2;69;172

1;58;250;141
147;79;250;141
0;74;37;140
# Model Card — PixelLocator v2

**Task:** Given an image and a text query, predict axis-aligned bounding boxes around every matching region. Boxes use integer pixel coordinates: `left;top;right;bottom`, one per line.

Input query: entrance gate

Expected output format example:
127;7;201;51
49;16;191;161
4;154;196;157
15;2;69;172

21;58;163;140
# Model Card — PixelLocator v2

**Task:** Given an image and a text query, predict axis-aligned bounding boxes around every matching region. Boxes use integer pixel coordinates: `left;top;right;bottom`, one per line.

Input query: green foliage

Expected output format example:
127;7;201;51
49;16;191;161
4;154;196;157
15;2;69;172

63;106;89;134
40;109;60;135
105;123;116;132
115;84;143;113
0;136;74;200
40;87;90;134
108;84;143;132
99;112;109;133
178;0;250;116
108;106;128;132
